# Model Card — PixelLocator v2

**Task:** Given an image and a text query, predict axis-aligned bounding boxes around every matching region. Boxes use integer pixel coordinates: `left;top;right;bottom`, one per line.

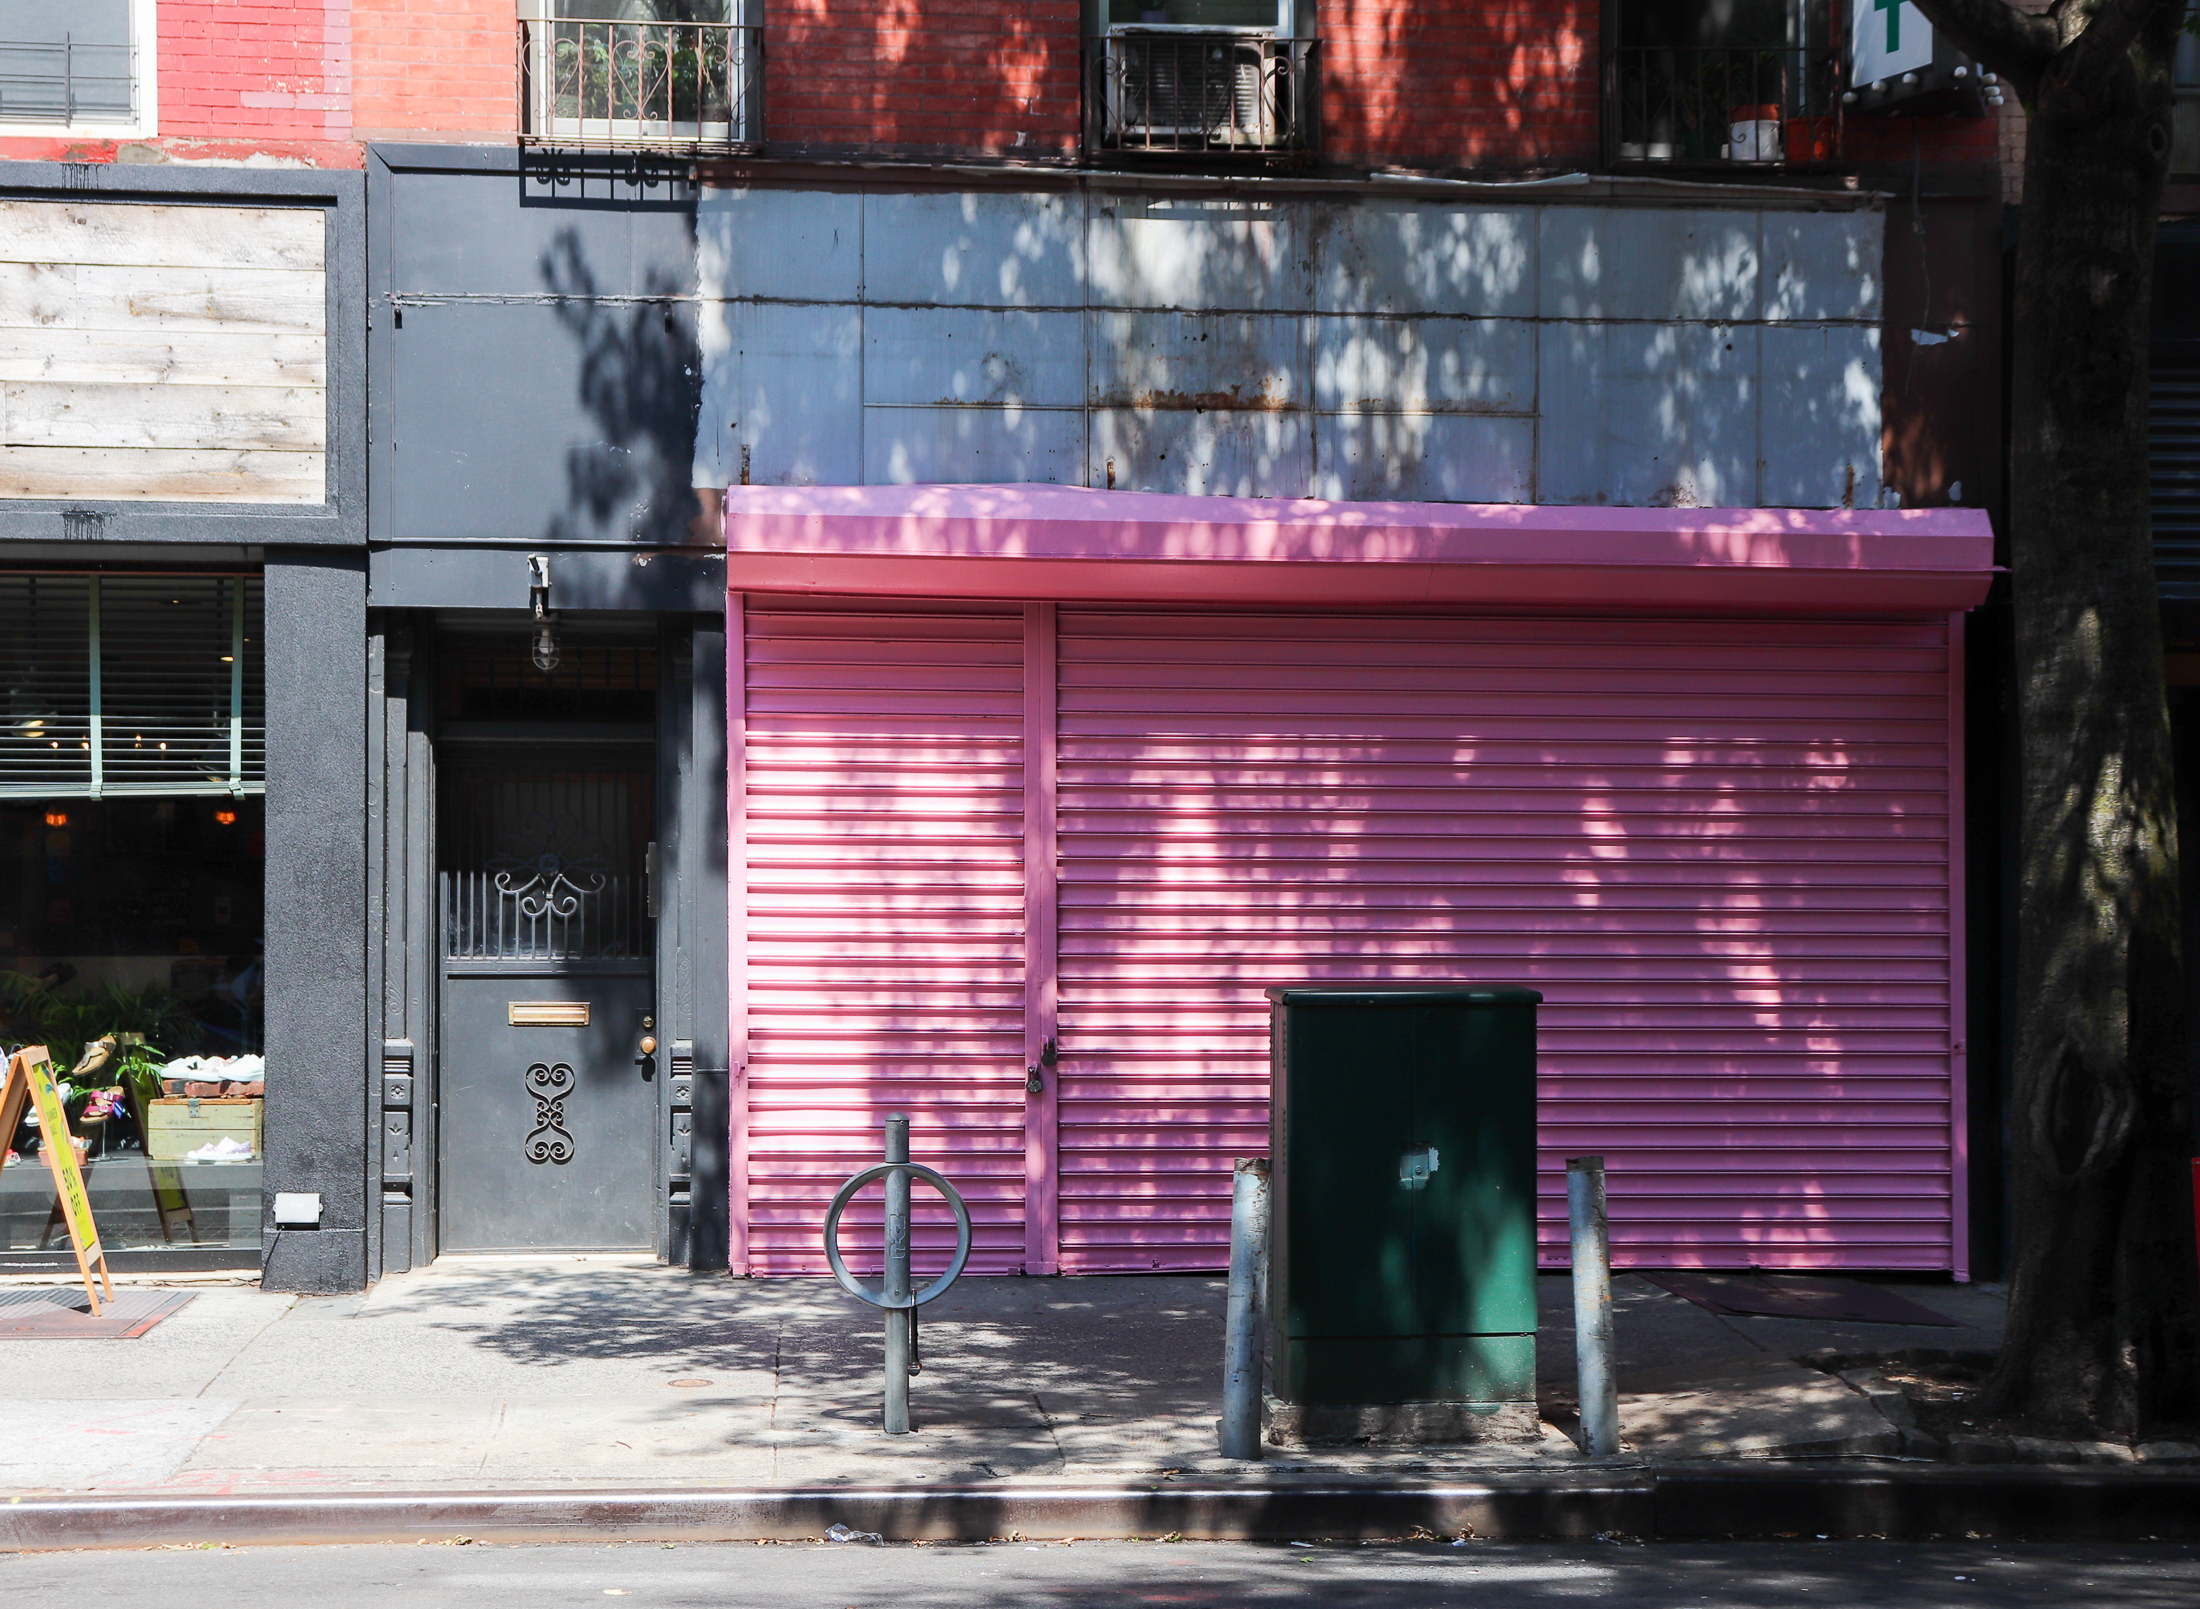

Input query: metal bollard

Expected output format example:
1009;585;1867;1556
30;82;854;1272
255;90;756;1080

1567;1154;1620;1457
823;1113;972;1435
882;1115;914;1433
1219;1157;1271;1460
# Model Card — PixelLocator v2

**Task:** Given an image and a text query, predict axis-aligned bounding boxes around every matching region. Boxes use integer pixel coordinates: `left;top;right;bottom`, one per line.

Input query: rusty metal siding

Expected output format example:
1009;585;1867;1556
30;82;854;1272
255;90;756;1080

691;189;1887;514
1050;609;1958;1272
739;600;1030;1275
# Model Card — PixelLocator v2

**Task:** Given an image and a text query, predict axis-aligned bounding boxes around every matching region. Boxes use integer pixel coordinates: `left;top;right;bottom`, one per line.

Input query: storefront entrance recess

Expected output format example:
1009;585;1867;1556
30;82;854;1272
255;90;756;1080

437;755;656;1252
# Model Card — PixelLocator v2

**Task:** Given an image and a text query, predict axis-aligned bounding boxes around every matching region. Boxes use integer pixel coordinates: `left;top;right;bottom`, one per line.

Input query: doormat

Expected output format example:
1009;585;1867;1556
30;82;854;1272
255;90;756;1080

1643;1272;1961;1327
0;1288;194;1338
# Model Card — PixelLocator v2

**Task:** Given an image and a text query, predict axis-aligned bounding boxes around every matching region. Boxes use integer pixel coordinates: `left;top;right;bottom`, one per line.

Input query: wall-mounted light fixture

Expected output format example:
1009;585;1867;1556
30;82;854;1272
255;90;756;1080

528;553;559;673
214;808;238;826
44;810;67;828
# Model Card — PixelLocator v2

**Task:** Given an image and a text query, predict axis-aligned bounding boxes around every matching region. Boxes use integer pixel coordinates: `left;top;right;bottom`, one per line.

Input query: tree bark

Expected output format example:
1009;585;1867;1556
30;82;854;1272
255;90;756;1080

1911;0;2199;1436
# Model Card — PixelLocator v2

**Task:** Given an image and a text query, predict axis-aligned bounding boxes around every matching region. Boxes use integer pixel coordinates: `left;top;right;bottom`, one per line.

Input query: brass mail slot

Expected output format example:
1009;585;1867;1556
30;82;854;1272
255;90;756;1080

509;1001;589;1027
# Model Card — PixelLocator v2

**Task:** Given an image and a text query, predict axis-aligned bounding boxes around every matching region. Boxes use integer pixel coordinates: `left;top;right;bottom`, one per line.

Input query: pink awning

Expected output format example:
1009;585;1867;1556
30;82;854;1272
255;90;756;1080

721;483;1996;613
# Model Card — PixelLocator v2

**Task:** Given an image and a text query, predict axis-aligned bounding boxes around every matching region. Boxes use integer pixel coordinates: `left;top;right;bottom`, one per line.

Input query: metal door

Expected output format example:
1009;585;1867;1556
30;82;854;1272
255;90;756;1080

437;760;657;1252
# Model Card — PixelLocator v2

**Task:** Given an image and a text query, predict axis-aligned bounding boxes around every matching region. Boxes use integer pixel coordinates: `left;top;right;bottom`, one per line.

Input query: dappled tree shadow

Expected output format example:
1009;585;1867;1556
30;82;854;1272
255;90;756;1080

539;226;706;548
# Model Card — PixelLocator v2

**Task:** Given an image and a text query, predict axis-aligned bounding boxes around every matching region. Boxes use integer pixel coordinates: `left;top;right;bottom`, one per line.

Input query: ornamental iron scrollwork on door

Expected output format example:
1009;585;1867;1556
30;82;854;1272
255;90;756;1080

490;813;611;919
440;773;651;962
524;1061;577;1164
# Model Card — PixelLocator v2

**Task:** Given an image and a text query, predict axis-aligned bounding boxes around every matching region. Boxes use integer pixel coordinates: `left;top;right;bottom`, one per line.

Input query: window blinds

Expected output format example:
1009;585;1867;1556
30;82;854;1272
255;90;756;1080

0;573;263;798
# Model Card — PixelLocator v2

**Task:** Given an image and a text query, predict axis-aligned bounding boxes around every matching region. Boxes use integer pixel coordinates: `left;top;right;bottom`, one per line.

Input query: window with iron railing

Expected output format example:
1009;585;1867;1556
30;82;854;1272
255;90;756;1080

1086;0;1316;159
0;0;151;136
518;1;763;151
1605;0;1845;168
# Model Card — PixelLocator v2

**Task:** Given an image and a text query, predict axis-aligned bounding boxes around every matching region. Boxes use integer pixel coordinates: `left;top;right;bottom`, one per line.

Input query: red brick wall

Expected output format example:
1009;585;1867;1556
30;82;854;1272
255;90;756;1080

352;0;516;140
1321;0;1600;171
162;1;353;142
767;0;1082;158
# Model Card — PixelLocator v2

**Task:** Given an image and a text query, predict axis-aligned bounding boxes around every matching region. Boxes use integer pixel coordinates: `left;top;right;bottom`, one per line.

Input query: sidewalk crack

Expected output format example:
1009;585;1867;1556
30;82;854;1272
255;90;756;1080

477;1400;507;1477
196;1293;300;1398
1034;1391;1067;1472
768;1317;783;1483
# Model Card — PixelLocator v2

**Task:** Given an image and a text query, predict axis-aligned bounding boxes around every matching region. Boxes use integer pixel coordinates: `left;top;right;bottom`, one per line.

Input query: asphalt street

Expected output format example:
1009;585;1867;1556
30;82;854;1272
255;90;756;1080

4;1540;2197;1607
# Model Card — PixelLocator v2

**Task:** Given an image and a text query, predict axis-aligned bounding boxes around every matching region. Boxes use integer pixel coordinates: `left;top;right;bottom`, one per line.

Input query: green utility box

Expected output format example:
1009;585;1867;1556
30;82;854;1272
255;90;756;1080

1265;986;1541;1444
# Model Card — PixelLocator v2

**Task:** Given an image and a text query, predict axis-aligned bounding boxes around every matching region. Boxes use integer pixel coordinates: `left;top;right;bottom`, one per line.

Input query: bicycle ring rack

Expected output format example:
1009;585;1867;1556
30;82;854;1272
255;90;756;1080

822;1113;971;1432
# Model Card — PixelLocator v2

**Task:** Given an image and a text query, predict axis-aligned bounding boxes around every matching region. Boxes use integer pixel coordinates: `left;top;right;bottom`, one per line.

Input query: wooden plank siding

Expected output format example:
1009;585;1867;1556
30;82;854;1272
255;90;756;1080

0;201;327;504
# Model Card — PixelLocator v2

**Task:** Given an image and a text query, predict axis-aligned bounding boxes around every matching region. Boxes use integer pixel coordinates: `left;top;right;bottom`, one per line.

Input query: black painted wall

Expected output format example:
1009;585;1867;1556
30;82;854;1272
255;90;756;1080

368;146;704;548
261;551;370;1292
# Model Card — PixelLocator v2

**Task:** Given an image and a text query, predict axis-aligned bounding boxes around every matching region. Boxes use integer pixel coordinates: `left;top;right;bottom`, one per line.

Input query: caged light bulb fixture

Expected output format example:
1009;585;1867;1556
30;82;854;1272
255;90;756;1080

528;553;560;674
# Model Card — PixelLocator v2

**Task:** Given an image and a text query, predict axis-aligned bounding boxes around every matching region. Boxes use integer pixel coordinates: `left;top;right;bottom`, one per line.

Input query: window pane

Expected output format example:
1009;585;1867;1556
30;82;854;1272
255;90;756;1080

0;0;132;123
1;796;266;1257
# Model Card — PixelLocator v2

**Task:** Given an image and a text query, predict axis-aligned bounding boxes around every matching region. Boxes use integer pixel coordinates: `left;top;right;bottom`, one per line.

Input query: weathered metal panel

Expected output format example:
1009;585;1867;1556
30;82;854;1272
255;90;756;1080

863;405;1085;485
1087;196;1315;312
1089;311;1307;411
1536;322;1762;507
740;602;1030;1275
1540;208;1762;323
864;307;1085;408
1049;609;1958;1273
1312;413;1536;503
1311;201;1536;317
695;187;863;303
861;191;1084;308
1311;316;1537;414
1760;324;1883;509
1762;212;1884;323
693;300;864;489
374;172;1895;528
1088;408;1312;497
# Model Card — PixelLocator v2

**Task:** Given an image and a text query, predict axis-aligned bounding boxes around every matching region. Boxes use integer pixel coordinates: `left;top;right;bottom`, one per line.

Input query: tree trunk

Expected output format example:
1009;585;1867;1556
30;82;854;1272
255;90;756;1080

1914;0;2199;1436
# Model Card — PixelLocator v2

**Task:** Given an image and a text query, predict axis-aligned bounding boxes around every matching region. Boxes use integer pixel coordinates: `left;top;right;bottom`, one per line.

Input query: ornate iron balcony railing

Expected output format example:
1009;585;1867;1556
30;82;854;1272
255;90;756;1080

1087;29;1317;158
518;16;762;151
1604;44;1847;169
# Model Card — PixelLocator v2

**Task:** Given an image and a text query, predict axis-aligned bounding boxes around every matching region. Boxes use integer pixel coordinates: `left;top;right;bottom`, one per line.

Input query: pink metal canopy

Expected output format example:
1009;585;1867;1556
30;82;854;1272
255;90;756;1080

721;483;1995;612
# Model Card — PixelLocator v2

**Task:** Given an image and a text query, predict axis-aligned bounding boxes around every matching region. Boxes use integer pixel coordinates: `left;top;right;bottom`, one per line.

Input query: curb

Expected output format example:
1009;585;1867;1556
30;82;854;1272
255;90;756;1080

5;1467;2199;1551
1;1478;1645;1551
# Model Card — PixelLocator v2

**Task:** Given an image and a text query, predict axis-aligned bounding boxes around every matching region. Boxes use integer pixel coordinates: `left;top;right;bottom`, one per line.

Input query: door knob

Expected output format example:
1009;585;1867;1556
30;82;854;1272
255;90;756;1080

638;1034;658;1057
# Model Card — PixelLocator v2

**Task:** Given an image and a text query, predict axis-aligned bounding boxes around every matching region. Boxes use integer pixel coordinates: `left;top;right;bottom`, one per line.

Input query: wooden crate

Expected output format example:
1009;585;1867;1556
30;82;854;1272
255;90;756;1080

144;1096;262;1162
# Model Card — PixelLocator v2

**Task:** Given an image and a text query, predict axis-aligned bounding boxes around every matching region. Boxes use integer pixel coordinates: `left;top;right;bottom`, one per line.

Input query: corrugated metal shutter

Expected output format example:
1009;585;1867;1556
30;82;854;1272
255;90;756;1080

0;573;263;798
741;602;1030;1275
1052;610;1955;1272
2154;361;2200;599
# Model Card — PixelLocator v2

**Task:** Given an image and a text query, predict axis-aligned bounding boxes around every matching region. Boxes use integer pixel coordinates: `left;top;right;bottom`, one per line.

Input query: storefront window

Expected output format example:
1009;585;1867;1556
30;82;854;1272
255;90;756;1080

1;573;264;1262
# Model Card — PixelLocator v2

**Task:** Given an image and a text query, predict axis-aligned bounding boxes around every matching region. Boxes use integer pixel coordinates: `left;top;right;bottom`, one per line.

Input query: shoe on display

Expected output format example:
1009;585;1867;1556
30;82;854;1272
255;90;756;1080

184;1136;257;1164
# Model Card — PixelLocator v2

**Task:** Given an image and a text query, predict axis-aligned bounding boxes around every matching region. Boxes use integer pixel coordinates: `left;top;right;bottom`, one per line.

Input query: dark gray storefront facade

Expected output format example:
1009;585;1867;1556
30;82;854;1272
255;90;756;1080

0;161;373;1288
362;146;732;1288
0;150;733;1292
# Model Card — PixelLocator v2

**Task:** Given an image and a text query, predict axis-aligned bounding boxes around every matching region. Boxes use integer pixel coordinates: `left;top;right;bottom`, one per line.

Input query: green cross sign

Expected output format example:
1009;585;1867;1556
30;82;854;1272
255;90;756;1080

1875;0;1902;53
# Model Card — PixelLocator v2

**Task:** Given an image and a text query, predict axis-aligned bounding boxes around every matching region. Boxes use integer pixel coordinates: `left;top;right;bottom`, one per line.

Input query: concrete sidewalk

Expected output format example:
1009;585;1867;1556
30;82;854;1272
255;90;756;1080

2;1260;2024;1498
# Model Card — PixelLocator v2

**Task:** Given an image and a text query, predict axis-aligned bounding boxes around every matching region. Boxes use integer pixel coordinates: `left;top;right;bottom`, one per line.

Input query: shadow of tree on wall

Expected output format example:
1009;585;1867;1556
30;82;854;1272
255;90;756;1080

1319;0;1600;171
539;225;705;549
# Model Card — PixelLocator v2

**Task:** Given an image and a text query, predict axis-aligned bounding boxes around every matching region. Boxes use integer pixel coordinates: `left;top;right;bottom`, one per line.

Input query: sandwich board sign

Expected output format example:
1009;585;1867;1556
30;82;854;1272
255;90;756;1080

0;1046;114;1314
1853;0;1935;88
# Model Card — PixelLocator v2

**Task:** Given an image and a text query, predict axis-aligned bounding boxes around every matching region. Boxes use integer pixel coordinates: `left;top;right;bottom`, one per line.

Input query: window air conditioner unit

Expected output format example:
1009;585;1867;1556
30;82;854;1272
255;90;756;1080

1107;25;1278;146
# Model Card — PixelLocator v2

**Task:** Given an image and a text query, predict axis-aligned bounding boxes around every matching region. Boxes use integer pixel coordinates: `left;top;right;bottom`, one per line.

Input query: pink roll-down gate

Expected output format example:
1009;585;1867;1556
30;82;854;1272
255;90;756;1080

722;486;1994;1279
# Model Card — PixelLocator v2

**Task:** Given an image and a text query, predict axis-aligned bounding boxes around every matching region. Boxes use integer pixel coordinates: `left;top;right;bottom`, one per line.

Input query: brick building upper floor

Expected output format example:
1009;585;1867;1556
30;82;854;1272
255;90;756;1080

0;0;2100;188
